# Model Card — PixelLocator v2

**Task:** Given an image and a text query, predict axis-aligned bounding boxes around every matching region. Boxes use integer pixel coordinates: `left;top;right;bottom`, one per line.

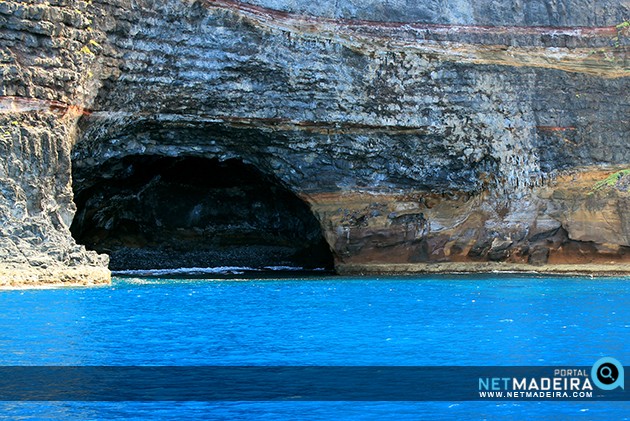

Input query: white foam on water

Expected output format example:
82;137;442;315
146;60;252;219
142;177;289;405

112;266;260;276
263;266;305;271
111;266;324;277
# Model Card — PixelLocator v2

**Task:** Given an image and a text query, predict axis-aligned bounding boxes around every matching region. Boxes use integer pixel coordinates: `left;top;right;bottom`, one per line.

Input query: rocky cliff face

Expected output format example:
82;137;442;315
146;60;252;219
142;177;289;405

0;1;109;284
0;0;628;284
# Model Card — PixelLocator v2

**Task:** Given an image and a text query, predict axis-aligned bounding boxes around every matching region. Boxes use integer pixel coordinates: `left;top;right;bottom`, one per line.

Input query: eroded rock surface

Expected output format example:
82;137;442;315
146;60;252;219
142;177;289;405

0;0;629;283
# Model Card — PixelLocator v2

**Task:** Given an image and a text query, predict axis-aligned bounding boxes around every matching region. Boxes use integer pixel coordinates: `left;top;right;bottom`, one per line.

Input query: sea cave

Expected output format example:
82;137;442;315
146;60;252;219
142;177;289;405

70;155;335;272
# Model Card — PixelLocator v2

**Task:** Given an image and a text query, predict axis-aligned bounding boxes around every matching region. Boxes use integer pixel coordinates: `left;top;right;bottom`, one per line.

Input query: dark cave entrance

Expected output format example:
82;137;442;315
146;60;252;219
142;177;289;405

70;155;335;272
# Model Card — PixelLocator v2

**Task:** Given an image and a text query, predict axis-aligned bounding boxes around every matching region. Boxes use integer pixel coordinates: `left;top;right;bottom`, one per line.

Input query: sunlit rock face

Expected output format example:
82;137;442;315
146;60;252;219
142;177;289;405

0;0;628;282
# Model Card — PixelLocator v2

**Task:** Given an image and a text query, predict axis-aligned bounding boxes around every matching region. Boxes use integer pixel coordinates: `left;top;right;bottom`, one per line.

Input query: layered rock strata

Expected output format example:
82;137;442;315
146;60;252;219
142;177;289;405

0;0;628;284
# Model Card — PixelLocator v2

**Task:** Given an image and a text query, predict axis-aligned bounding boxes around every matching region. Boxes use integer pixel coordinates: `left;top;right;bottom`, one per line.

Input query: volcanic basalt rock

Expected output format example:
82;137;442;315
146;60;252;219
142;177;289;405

0;0;629;284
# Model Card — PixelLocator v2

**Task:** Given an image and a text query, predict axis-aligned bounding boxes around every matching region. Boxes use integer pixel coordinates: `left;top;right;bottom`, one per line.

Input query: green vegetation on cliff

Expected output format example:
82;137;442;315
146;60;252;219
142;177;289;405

593;169;630;190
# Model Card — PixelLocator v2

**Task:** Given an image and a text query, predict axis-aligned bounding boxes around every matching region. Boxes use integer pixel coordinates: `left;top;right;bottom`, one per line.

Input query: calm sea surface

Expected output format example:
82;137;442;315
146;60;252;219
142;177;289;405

0;275;628;419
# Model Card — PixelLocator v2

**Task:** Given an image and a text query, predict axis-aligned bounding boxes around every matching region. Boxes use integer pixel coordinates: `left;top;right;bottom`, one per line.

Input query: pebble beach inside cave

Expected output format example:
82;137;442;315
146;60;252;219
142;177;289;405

0;0;629;418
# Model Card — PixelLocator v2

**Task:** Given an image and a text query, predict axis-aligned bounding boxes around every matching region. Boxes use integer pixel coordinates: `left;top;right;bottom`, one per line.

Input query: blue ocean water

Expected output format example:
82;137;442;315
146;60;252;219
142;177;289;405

0;275;628;419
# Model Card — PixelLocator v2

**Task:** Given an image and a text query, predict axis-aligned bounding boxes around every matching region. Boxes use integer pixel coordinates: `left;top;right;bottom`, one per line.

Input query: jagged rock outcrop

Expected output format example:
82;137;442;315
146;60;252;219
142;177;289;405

0;1;109;285
0;0;629;284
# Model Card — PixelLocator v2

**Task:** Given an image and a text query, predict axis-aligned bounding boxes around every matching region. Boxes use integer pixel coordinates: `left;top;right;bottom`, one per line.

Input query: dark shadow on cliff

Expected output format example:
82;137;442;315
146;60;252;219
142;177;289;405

70;155;335;272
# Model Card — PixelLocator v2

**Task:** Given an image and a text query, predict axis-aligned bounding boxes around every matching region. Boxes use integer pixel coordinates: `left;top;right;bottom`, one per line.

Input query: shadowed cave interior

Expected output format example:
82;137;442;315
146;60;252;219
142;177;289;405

71;155;335;272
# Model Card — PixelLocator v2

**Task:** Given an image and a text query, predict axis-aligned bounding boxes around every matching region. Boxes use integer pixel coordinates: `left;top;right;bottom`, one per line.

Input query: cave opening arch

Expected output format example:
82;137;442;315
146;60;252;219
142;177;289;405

70;154;335;272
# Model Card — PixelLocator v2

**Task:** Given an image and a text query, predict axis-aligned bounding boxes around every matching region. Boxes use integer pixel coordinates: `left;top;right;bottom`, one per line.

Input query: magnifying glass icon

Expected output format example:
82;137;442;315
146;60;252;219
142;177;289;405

600;366;616;381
